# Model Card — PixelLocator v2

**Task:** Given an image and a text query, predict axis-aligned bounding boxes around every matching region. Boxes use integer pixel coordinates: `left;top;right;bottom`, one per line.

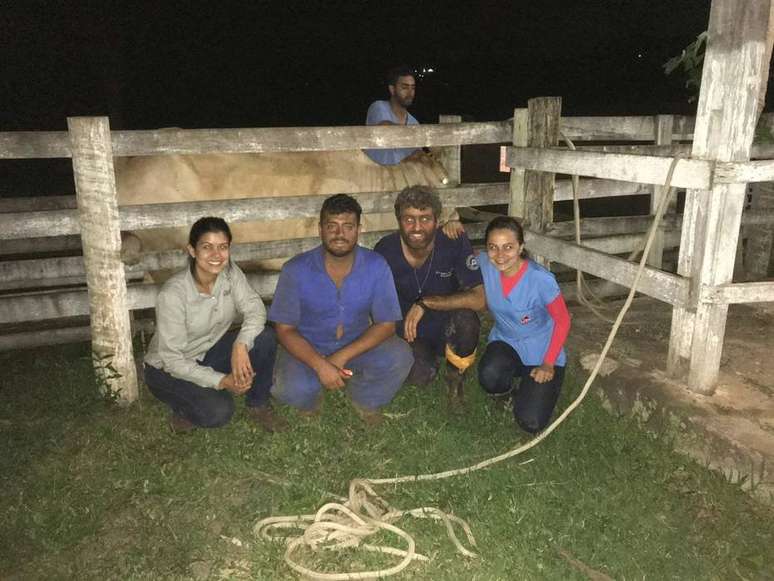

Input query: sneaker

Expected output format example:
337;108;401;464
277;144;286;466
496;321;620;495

351;401;384;427
247;404;288;433
169;413;196;433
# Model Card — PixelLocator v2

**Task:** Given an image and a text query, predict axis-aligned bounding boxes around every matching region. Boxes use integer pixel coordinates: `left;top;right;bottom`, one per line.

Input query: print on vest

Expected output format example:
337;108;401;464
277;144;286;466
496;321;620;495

466;255;480;271
436;270;453;278
520;314;531;325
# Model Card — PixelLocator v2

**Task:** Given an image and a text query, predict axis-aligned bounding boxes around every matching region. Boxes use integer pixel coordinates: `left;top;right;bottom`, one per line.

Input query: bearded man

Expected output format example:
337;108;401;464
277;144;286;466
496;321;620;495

374;186;484;408
269;194;413;425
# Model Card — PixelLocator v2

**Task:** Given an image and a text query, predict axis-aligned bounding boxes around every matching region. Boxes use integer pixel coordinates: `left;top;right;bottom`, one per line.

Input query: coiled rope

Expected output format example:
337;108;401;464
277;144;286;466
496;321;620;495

254;154;682;580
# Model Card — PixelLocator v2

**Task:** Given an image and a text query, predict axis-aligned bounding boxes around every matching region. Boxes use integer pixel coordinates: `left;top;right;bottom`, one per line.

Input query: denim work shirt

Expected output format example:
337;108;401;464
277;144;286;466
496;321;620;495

268;245;402;355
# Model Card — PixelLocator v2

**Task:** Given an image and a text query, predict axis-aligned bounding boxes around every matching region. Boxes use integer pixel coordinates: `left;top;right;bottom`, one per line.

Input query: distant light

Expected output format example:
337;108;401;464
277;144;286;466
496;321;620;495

637;52;643;59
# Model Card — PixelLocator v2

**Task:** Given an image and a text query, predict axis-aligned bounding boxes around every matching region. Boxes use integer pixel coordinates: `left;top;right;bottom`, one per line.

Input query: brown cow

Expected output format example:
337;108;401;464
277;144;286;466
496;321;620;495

115;149;450;274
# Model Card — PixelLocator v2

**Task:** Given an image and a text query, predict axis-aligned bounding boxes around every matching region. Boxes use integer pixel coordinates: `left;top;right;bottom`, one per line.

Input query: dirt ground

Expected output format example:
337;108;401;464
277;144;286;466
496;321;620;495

567;296;774;504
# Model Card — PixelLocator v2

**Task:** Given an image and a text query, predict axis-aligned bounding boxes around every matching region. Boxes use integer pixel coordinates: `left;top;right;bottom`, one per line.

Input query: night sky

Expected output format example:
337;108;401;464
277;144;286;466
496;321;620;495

2;0;713;134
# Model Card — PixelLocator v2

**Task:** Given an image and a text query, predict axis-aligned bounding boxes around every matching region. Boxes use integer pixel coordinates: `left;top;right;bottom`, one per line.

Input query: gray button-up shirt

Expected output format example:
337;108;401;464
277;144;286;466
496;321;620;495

144;262;266;389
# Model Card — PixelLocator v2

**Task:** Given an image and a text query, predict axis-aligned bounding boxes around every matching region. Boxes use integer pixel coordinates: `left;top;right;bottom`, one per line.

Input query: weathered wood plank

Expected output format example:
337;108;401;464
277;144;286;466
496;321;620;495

0;182;510;240
0;122;513;159
68;116;138;403
558;115;695;141
546;211;774;239
507;146;713;189
508;108;529;218
524;231;689;306
0;319;155;352
3;221;682;290
648;115;675;268
669;0;774;393
10;114;774;161
0;273;280;324
0;195;76;213
547;215;680;237
0;234;82;256
700;281;774;304
716;159;774;183
524;98;561;249
438;115;462;185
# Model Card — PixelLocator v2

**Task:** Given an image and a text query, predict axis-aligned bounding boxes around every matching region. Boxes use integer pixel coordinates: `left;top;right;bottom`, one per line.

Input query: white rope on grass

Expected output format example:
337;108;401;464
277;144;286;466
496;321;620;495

255;156;682;580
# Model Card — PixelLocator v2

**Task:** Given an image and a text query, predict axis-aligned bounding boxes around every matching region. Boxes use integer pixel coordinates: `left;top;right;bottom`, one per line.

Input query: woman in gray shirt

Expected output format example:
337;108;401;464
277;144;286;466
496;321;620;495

144;217;285;432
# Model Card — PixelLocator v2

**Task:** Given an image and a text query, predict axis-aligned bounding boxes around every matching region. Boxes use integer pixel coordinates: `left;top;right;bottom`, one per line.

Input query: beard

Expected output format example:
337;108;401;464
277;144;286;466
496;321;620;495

323;238;355;257
396;94;414;108
400;229;434;251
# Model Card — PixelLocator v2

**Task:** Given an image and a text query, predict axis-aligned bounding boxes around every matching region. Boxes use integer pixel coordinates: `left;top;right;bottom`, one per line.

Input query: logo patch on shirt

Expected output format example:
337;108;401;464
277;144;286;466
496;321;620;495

466;255;480;271
520;314;531;325
436;270;453;278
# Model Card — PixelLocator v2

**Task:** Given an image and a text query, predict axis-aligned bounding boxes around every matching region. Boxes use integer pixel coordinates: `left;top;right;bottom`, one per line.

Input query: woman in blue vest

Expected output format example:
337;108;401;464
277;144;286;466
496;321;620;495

478;216;571;433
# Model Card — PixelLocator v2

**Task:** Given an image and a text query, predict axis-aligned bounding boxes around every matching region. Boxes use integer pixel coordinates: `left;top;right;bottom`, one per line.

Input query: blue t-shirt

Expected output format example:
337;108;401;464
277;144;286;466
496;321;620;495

268;245;402;355
374;231;483;344
480;256;566;366
364;100;419;165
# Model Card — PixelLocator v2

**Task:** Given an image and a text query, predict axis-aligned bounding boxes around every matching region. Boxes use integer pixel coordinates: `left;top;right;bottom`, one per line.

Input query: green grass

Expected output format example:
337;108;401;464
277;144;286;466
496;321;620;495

1;341;772;580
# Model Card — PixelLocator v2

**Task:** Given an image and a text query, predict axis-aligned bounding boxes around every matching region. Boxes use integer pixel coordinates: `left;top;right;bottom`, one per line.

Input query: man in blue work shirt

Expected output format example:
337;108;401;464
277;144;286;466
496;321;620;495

268;194;413;425
364;65;421;165
374;186;484;409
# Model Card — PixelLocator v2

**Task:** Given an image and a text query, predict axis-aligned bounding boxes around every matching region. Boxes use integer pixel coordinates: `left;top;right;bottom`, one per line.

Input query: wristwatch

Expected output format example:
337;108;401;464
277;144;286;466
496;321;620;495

414;297;429;311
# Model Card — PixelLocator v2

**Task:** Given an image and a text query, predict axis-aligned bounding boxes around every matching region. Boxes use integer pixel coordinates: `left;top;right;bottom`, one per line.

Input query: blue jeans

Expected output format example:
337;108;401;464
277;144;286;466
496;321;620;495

145;327;277;428
478;340;564;433
272;334;414;411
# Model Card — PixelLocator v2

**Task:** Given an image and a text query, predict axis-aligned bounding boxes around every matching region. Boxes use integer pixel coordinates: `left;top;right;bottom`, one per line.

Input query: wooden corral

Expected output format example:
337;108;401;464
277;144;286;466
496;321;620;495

1;0;773;402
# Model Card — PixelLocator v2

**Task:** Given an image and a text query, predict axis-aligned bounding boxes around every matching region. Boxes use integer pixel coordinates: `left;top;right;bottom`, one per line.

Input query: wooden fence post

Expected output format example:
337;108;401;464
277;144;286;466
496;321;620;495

508;108;529;219
667;0;774;393
438;115;462;186
648;114;674;268
68;116;138;403
524;97;562;266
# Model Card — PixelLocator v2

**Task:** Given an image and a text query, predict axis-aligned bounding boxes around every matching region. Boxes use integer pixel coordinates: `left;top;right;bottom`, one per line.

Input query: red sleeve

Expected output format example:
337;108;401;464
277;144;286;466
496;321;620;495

544;294;570;365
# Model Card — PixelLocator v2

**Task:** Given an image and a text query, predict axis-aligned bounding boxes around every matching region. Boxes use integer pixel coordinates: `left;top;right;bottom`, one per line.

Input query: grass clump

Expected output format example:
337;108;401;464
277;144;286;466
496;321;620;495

1;341;772;579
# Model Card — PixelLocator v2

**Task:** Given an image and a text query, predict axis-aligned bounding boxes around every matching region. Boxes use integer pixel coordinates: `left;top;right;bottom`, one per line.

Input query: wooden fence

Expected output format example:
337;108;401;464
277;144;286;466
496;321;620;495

0;0;772;401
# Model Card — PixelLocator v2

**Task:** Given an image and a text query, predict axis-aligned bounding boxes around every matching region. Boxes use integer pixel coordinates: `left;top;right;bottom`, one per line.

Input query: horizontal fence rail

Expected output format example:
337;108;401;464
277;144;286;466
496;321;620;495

0;122;513;159
0;183;510;240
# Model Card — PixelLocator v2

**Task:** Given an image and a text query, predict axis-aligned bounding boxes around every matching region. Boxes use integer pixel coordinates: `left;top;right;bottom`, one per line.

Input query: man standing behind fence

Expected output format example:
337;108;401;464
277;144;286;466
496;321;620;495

268;194;413;426
374;186;484;409
364;65;421;165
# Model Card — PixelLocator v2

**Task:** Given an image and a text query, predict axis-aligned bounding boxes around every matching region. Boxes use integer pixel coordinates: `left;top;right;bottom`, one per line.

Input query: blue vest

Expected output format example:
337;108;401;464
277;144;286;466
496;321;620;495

481;256;566;366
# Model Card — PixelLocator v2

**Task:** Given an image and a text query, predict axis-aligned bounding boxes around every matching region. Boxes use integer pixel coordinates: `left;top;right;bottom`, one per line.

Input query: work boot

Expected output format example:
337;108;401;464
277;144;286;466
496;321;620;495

445;365;466;412
169;413;196;433
351;400;384;427
247;404;288;433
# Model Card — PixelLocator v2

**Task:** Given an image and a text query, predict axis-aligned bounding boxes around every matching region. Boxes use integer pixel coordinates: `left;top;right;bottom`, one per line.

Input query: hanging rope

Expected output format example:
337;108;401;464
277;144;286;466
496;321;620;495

255;155;683;580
